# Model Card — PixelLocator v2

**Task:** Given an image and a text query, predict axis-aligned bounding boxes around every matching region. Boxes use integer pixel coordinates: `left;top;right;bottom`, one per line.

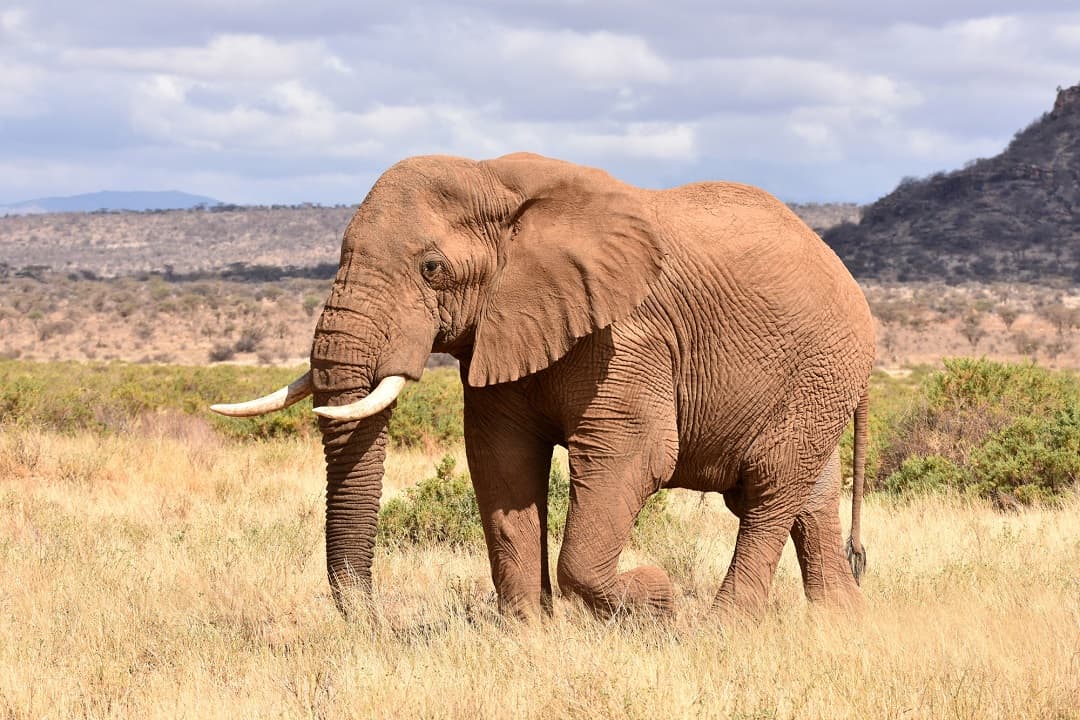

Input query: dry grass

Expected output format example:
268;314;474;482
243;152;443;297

1;428;1078;718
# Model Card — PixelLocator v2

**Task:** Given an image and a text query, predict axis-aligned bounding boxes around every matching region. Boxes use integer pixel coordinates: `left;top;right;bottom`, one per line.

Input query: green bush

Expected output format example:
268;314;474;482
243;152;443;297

378;455;482;548
547;460;570;539
388;368;463;447
966;410;1080;503
0;360;316;439
838;366;931;487
878;359;1080;504
378;454;673;549
0;360;464;447
883;455;966;494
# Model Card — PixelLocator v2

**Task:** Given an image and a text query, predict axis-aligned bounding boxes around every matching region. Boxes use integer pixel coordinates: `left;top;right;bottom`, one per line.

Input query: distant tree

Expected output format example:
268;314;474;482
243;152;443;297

1038;303;1080;338
995;305;1020;330
1011;332;1041;358
302;295;322;317
233;326;266;353
960;311;986;350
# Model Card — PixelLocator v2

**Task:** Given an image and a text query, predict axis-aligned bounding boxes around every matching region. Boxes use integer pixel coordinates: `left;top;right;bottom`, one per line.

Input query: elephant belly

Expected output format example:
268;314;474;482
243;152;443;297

664;432;747;493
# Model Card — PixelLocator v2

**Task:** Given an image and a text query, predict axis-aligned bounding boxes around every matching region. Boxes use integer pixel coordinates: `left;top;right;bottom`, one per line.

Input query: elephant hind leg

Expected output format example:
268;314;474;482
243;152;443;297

556;483;675;618
556;450;677;619
790;448;862;610
712;431;816;621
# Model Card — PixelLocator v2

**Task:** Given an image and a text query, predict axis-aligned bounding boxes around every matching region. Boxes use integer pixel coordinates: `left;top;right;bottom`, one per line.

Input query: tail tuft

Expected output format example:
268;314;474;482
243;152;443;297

845;536;867;585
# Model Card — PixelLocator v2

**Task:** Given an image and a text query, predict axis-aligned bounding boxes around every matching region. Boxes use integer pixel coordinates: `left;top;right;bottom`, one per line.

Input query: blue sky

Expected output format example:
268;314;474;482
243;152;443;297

2;1;1079;205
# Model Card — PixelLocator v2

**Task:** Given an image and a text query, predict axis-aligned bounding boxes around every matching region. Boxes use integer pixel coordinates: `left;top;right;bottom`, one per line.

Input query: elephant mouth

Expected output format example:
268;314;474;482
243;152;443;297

208;370;407;422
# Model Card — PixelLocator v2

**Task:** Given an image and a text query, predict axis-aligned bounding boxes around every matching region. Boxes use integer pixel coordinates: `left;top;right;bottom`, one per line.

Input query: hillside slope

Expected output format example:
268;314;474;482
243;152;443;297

0;199;854;279
0;205;354;277
825;84;1080;284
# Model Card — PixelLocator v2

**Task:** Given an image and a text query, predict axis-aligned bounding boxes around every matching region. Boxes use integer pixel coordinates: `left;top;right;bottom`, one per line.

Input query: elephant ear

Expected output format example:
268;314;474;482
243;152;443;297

468;153;665;386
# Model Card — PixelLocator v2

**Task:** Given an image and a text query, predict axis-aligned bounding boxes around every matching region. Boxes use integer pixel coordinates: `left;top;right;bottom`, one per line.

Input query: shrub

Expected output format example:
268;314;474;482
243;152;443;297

547;460;570;539
878;359;1080;504
0;360;466;446
233;326;266;353
38;320;76;341
378;455;483;548
883;455;966;494
0;360;317;439
302;295;322;317
208;343;236;362
378;454;674;549
966;410;1080;503
388;368;463;447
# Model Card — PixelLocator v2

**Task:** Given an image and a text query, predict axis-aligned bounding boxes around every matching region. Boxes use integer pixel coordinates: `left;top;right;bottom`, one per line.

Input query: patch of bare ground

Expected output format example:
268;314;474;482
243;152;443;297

865;282;1080;370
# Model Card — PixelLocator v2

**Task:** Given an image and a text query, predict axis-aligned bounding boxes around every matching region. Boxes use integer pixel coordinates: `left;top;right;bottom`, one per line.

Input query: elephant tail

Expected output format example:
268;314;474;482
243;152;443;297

845;390;869;585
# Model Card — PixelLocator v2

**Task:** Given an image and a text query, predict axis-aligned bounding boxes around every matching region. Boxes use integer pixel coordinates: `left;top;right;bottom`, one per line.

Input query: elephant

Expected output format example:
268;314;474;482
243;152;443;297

212;152;873;622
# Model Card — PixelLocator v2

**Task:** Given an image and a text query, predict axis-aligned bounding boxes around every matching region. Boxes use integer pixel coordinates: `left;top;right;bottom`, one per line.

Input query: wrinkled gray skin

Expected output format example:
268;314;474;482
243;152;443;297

290;152;873;621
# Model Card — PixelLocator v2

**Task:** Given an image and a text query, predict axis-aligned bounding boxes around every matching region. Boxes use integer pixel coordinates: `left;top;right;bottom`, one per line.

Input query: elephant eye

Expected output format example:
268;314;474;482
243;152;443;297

421;258;445;280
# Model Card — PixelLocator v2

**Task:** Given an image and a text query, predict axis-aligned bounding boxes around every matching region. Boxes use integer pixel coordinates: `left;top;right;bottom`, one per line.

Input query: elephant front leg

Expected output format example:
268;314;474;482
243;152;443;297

464;387;555;621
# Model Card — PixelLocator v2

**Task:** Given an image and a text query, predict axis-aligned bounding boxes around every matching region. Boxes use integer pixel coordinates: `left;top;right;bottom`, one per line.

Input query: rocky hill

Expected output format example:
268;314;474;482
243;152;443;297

787;202;861;233
825;84;1080;285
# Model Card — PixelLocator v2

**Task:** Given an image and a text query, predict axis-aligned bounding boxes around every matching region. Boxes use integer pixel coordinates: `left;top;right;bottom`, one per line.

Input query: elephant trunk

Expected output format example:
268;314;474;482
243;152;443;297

309;276;430;610
310;307;395;611
318;405;390;611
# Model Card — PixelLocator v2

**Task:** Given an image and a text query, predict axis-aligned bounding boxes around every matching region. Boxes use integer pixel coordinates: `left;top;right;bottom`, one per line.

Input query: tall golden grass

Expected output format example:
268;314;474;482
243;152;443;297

1;426;1077;718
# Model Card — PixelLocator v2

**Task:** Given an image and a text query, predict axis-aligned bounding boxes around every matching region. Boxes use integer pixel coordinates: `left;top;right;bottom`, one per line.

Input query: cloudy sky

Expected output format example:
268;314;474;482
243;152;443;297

2;1;1079;206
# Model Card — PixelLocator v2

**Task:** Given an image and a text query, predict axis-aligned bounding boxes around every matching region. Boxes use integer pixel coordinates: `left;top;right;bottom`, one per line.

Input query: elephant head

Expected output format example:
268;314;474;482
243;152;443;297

211;153;665;608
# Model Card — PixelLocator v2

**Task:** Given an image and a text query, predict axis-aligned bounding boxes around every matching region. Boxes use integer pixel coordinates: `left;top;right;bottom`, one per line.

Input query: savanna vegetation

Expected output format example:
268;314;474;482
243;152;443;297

1;358;1078;717
3;270;1078;370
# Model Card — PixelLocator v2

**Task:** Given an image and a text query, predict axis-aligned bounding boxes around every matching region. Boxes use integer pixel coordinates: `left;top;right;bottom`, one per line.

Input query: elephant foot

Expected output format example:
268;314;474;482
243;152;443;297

560;564;675;619
710;580;768;625
496;589;552;623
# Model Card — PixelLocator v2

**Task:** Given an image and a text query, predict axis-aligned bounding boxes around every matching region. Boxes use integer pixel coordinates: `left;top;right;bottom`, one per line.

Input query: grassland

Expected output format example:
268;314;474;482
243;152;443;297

1;361;1078;718
1;427;1078;718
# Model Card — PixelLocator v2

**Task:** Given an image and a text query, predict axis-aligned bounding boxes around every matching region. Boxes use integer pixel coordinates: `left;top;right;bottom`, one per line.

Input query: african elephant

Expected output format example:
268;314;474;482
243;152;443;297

212;152;873;621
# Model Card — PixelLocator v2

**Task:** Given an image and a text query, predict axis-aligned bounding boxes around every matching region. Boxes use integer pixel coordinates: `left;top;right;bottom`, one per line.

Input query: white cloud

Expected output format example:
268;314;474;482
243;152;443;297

61;33;349;82
1;7;27;33
563;123;696;160
499;29;671;85
952;15;1015;44
3;3;1080;205
683;56;920;114
0;62;42;116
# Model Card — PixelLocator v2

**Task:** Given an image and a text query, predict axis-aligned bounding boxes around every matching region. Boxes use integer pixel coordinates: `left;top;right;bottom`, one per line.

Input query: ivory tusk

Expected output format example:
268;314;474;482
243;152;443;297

312;375;407;421
210;370;313;417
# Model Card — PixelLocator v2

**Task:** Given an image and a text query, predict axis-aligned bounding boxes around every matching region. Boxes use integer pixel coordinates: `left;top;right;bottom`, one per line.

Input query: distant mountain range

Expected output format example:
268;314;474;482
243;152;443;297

0;190;221;215
824;83;1080;284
